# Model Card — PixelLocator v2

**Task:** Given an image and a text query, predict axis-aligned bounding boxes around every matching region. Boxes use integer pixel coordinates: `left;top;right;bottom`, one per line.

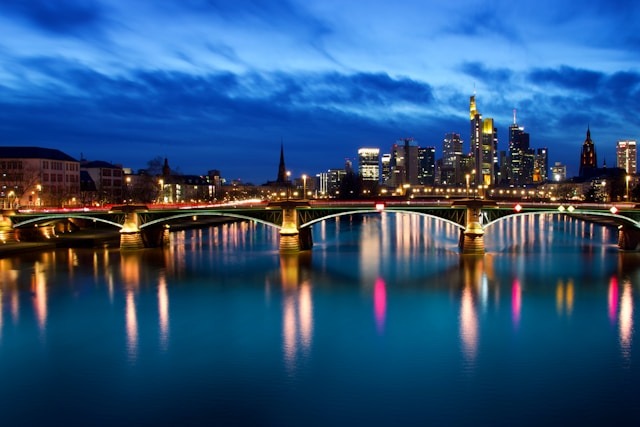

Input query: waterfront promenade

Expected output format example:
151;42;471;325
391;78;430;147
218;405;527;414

0;230;119;258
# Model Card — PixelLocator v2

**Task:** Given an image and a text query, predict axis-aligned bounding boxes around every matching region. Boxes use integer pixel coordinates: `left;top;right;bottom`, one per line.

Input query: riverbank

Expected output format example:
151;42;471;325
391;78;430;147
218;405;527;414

0;230;120;258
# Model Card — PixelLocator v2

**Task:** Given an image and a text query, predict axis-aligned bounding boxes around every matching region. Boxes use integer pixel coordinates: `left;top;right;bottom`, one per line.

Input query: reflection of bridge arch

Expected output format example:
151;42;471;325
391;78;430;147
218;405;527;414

139;212;283;230
12;214;123;229
299;208;465;230
483;210;640;230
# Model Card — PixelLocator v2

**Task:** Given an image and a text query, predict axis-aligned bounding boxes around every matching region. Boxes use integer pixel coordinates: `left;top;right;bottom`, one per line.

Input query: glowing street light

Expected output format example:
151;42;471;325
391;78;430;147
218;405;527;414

302;174;307;200
626;175;631;200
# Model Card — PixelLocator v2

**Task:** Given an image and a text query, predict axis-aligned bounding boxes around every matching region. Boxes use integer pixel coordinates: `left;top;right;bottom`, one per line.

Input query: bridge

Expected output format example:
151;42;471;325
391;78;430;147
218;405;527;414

2;199;640;254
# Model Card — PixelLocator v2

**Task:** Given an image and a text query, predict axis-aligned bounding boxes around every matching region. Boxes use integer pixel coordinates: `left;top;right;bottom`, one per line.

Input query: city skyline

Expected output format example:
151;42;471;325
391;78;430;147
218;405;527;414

1;0;639;183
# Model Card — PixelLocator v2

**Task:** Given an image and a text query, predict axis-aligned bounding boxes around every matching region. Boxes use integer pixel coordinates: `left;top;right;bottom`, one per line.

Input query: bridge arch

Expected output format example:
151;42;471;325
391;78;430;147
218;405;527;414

483;210;640;230
12;214;123;229
299;208;465;230
139;211;283;230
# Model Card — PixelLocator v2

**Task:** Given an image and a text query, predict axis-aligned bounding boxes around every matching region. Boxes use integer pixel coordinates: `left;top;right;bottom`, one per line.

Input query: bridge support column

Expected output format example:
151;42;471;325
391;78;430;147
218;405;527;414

0;211;18;243
120;210;144;250
460;206;485;255
279;203;308;253
618;227;640;250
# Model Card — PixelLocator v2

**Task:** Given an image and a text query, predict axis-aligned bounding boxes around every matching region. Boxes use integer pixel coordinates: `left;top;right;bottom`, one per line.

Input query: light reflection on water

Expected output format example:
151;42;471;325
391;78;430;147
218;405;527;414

0;215;639;425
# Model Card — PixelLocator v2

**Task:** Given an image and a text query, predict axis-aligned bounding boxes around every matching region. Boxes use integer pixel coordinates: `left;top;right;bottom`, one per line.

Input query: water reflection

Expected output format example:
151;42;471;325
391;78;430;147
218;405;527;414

555;279;574;316
125;289;138;362
279;254;314;373
158;272;169;351
459;256;482;369
619;279;633;362
374;278;387;334
31;262;47;335
511;279;521;329
608;277;619;324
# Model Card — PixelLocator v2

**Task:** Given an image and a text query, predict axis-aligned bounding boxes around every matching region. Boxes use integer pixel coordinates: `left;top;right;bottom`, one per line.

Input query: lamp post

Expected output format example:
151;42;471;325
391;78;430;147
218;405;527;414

286;171;291;200
125;176;131;204
465;173;470;197
626;175;631;200
159;179;164;204
302;174;307;200
36;184;41;208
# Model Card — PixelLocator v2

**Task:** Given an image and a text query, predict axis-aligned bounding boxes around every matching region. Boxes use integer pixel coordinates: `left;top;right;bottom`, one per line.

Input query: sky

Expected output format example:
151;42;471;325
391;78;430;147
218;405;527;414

1;0;639;184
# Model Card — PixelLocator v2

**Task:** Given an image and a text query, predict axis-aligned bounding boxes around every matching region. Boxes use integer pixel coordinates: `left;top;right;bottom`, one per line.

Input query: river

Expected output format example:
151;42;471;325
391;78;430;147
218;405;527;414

0;213;638;426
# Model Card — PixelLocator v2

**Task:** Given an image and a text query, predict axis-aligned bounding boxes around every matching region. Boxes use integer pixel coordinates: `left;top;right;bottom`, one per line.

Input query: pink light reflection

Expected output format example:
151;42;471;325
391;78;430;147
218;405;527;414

374;278;387;334
512;279;522;329
608;276;619;324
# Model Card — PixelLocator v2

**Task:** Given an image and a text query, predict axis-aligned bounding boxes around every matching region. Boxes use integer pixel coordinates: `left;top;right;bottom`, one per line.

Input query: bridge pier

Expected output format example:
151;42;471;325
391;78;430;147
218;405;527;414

278;202;312;253
119;210;144;250
618;227;640;250
460;204;485;255
0;210;18;243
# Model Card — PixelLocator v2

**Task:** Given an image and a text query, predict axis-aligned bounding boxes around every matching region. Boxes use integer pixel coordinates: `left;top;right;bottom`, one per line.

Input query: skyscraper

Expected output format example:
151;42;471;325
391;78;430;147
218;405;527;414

508;112;530;185
442;132;463;185
390;138;420;186
358;148;380;183
418;146;436;185
617;140;637;174
579;127;597;178
470;95;483;185
481;118;497;186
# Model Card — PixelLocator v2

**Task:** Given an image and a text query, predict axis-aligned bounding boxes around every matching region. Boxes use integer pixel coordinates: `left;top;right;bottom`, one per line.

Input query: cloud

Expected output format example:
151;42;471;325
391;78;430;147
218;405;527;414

528;66;604;93
458;62;514;87
0;0;105;36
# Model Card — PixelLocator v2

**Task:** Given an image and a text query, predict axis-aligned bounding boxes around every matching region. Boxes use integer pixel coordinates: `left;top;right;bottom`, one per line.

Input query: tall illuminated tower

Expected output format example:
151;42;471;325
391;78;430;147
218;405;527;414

508;111;530;185
617;140;637;174
579;126;597;177
481;118;497;186
470;95;482;185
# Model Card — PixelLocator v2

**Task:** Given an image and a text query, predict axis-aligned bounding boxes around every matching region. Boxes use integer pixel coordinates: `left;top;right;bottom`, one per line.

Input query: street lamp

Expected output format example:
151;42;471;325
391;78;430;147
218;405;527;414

626;175;631;200
302;174;307;200
465;173;470;197
286;171;291;199
159;179;164;204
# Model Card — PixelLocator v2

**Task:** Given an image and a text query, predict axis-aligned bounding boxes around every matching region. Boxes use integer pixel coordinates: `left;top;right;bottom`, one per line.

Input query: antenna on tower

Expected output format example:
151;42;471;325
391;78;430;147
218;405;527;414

513;109;517;125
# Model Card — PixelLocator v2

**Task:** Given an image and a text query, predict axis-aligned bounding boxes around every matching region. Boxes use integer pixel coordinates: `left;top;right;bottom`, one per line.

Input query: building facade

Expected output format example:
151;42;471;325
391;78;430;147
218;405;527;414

81;160;124;205
357;148;380;183
617;140;637;175
0;146;80;208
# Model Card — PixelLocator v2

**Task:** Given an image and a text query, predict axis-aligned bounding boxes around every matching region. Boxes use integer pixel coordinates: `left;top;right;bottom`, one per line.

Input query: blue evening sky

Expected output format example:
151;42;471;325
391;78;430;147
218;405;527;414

1;0;638;183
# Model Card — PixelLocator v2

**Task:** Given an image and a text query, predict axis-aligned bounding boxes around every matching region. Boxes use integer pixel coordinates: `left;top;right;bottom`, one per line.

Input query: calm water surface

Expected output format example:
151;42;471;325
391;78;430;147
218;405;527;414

1;213;639;426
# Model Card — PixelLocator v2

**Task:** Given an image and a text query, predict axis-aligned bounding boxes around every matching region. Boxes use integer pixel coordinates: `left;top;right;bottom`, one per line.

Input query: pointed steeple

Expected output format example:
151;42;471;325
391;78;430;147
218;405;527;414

579;126;597;178
276;141;287;183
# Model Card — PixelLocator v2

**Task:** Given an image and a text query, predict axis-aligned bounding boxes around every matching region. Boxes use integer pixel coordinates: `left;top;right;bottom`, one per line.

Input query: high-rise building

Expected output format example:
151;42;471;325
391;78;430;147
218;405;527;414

418;146;436;185
617;140;637;174
442;132;463;185
381;154;392;185
533;148;548;183
390;138;420;187
508;112;530;186
481;118;497;186
470;95;483;185
579;126;598;177
358;148;380;183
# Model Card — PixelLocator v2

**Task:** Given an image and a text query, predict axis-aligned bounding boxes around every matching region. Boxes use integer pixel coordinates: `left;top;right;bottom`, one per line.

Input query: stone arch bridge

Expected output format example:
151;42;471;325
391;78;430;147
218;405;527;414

2;200;640;254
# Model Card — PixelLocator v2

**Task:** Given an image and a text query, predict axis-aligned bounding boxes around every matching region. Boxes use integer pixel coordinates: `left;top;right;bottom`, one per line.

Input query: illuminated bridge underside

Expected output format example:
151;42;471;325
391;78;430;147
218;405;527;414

8;203;640;252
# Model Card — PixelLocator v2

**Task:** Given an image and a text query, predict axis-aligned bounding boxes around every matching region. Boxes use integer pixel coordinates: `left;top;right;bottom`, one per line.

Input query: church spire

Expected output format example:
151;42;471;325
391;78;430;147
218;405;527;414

579;126;597;178
276;141;287;183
